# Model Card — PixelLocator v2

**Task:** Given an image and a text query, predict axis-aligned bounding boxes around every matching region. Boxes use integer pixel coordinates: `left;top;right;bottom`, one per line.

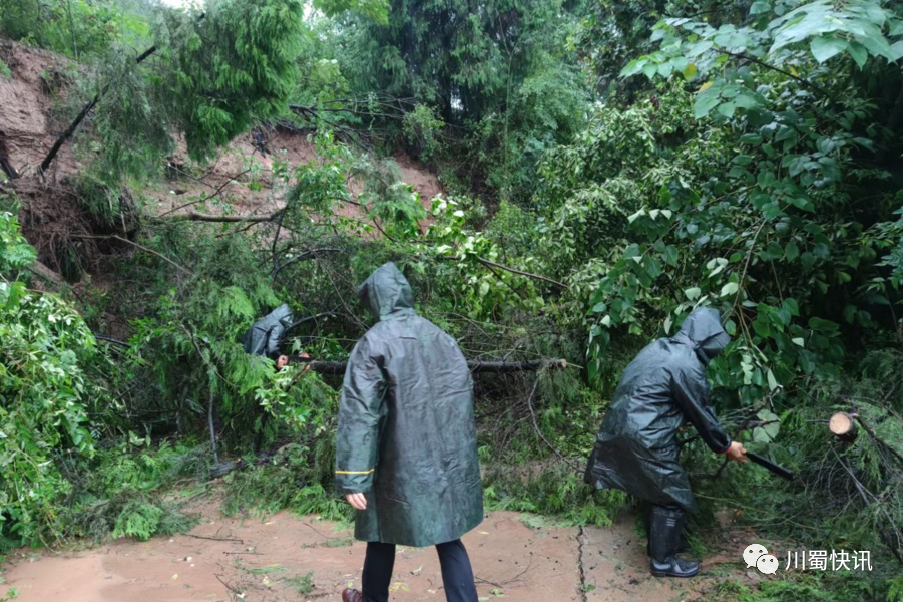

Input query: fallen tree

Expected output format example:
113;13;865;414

290;357;568;375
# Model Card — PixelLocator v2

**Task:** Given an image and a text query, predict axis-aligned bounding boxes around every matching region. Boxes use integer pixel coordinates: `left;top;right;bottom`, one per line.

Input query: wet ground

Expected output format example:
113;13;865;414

2;506;753;602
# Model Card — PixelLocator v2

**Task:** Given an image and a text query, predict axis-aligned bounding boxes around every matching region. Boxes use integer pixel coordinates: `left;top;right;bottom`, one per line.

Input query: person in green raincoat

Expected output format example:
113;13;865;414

585;307;748;578
336;262;483;602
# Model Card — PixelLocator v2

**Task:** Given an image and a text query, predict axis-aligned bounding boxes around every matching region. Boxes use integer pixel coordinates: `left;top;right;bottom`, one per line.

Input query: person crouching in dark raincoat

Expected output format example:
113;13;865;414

242;303;294;369
584;307;748;578
336;262;483;602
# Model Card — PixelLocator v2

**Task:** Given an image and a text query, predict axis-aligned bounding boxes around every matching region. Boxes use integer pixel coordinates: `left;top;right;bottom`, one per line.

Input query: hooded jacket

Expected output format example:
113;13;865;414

242;304;294;360
584;307;732;513
335;263;483;546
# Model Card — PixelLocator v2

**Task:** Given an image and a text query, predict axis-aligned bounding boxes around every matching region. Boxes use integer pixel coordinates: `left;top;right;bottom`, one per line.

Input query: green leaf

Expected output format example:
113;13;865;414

592;302;607;313
810;36;847;63
695;95;721;118
721;282;740;297
717;102;736;118
750;1;770;15
685;287;702;301
848;41;868;68
785;241;800;262
782;298;800;316
792;337;805;347
767;369;779;391
890;41;903;62
620;59;645;78
683;63;698;81
671;56;689;71
661;245;679;267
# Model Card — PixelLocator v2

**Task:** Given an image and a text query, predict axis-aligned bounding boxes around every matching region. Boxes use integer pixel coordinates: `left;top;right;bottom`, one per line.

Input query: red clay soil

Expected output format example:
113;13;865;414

0;40;79;181
2;505;759;602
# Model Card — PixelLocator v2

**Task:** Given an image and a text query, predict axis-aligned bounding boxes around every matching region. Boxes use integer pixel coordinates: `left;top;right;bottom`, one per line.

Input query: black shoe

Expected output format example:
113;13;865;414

648;505;700;579
651;556;701;578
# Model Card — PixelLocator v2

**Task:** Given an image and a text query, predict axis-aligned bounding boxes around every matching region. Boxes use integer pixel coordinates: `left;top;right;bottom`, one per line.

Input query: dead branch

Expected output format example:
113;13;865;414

71;234;190;274
158;168;253;217
286;310;340;333
27;260;66;285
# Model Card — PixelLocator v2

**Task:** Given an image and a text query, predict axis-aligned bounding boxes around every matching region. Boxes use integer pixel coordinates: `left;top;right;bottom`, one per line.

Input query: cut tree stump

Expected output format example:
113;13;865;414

829;411;858;442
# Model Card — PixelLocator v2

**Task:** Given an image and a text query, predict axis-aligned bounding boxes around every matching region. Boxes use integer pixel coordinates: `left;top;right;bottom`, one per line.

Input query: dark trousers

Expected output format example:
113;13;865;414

362;539;479;602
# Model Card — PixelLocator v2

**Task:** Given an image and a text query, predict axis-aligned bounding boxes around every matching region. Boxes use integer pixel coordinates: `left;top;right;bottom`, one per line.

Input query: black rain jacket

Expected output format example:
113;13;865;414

335;263;483;546
584;307;732;513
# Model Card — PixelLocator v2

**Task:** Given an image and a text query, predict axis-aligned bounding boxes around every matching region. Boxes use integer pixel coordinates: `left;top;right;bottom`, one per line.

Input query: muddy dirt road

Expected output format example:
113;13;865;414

2;507;753;602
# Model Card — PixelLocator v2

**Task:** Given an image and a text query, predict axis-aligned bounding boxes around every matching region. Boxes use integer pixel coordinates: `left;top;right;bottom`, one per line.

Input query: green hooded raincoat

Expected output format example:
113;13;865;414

584;307;733;513
335;263;484;547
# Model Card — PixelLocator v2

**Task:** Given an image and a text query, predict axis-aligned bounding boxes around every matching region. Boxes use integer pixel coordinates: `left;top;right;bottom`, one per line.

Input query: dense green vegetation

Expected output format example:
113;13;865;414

3;0;903;599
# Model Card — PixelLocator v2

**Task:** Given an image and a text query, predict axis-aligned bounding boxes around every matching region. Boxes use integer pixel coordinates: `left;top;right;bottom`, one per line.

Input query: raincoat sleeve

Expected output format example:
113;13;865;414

670;362;732;454
335;338;386;494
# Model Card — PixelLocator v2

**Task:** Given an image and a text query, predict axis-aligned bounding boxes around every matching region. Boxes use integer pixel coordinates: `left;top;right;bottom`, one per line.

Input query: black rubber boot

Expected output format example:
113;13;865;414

649;506;700;578
644;503;689;556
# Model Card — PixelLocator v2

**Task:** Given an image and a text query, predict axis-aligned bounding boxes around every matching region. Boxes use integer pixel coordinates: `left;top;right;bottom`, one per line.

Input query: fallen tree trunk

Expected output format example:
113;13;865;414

291;357;567;375
166;209;284;223
209;451;276;479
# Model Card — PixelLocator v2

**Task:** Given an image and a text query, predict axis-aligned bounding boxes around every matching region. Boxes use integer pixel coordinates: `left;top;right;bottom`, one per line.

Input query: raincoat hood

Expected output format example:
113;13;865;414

675;307;731;365
273;303;294;329
357;262;414;319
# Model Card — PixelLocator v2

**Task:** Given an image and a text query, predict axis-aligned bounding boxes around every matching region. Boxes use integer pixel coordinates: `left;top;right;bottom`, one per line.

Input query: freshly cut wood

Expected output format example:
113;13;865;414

829;411;858;442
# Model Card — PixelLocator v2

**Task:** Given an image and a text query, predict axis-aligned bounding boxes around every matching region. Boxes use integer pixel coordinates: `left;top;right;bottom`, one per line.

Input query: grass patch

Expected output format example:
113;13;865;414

284;572;315;595
483;463;625;527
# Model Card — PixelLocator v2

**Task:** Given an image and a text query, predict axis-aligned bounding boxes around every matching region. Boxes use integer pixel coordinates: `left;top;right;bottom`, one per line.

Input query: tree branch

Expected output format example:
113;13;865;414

290;357;568;375
273;248;343;281
72;234;190;274
166;209;284;223
524;378;583;473
723;50;834;100
441;256;568;289
157;168;252;217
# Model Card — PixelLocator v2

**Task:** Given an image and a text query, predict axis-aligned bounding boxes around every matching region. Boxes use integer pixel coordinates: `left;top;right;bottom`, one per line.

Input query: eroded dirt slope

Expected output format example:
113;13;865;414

0;38;441;241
